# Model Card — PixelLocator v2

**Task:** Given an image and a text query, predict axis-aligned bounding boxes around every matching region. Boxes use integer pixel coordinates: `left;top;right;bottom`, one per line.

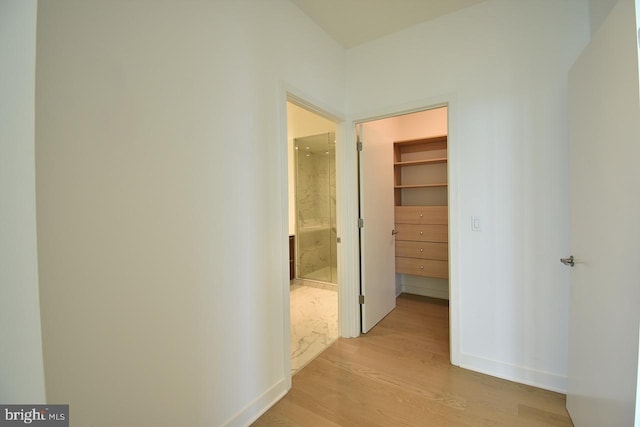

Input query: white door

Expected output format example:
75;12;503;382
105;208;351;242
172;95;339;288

358;121;397;332
566;0;640;425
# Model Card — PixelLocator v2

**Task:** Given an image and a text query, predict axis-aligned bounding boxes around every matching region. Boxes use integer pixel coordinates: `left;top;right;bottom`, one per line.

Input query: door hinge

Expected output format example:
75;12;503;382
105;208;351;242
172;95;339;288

560;255;575;267
359;295;365;304
356;140;363;152
358;218;364;228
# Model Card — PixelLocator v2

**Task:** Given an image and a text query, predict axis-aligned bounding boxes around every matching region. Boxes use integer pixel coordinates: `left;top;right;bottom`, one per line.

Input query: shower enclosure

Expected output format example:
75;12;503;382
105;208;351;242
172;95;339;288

294;132;337;284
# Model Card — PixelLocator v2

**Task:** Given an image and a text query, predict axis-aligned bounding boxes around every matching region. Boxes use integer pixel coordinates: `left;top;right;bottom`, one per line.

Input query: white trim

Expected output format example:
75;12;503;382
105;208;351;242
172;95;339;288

345;93;461;365
349;98;448;124
401;283;449;300
636;324;640;427
459;352;568;394
446;94;461;367
278;82;354;358
282;82;345;124
636;0;640;101
277;84;292;393
222;378;288;427
338;123;362;337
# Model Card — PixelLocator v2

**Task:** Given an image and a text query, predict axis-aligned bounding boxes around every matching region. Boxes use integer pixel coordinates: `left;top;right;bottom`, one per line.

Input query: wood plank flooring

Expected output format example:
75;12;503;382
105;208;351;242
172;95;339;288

253;294;573;426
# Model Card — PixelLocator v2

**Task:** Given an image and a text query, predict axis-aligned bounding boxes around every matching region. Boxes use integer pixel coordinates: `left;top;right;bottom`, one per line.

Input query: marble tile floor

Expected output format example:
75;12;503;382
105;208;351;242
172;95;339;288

290;282;338;375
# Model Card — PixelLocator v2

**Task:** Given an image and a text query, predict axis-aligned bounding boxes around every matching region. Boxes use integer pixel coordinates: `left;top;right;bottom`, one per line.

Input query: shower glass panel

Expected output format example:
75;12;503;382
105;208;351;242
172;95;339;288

294;132;337;284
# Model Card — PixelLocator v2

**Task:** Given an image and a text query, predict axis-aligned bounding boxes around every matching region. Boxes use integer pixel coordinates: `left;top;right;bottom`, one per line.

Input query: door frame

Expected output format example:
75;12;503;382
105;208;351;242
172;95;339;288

278;84;347;386
346;93;461;365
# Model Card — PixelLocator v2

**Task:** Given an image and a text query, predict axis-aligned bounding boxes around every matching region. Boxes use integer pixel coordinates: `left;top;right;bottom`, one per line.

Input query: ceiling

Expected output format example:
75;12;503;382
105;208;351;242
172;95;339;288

289;0;488;49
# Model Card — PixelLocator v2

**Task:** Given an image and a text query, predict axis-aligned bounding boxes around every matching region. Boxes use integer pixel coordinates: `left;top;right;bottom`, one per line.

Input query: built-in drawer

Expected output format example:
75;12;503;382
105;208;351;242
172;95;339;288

396;257;449;279
395;241;448;261
394;223;448;243
395;205;448;225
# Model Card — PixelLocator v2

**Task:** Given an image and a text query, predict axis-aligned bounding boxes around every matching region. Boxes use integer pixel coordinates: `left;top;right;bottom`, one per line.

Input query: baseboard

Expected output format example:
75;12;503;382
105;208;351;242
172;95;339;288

399;274;449;300
459;352;568;394
401;283;449;300
222;378;289;426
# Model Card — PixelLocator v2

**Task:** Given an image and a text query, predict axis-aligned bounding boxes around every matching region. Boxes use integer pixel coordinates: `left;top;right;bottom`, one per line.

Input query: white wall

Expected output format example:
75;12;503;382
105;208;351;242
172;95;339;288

0;0;46;404
589;0;619;35
346;0;589;392
35;1;344;425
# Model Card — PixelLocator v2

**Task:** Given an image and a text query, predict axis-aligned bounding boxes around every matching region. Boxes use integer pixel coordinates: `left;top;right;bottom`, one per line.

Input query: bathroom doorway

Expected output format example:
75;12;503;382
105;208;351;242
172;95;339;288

286;100;339;375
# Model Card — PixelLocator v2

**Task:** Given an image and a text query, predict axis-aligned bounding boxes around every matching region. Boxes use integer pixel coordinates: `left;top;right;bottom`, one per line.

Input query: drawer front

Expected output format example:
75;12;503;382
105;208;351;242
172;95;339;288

396;257;448;279
395;241;448;261
395;206;448;225
394;223;448;243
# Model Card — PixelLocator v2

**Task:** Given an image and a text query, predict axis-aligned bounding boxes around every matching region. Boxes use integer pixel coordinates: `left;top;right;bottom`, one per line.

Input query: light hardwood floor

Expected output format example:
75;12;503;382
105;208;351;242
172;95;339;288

253;293;573;426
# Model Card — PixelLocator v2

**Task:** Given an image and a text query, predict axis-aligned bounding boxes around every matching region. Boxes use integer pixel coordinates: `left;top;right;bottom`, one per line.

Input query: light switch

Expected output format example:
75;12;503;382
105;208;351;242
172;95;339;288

471;216;481;231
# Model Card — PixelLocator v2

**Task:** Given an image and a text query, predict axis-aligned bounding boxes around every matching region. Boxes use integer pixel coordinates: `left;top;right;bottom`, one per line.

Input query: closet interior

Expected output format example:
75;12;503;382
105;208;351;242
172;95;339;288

389;106;449;300
393;135;448;280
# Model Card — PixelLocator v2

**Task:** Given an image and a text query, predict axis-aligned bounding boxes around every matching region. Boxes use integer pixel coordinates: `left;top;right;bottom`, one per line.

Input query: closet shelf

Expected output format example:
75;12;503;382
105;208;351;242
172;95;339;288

395;135;447;146
395;183;448;189
394;158;447;167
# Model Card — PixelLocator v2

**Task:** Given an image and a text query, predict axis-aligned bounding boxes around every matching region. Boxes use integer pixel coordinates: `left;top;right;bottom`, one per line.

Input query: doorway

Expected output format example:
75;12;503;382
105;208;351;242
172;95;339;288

357;105;453;351
286;100;339;375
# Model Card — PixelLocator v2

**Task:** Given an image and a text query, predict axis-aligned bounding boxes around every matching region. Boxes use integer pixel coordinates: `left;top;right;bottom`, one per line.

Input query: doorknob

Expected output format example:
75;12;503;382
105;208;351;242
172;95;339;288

391;229;398;235
560;256;575;267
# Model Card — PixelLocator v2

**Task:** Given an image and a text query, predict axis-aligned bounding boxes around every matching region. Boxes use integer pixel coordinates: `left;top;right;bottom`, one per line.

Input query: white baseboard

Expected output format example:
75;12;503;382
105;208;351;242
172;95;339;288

401;283;449;300
459;352;568;394
399;274;449;300
223;378;289;427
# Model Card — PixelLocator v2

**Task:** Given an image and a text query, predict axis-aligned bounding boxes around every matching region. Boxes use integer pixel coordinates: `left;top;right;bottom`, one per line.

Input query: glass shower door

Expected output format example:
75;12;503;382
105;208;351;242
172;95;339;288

294;132;337;284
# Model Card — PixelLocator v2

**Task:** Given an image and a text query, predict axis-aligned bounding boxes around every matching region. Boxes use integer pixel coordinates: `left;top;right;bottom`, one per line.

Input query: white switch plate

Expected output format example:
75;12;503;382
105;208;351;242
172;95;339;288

471;216;481;231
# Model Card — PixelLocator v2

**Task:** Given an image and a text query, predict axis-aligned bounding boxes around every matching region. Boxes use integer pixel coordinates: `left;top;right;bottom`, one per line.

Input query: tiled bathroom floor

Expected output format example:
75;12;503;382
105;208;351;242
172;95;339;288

290;282;338;375
302;266;338;283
